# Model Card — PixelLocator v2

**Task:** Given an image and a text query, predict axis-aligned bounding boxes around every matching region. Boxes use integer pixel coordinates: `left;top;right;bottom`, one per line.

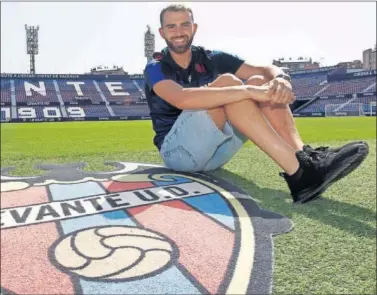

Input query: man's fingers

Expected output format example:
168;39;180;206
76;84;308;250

281;88;292;104
272;85;294;105
269;79;279;90
267;81;278;99
279;87;288;103
279;82;296;104
273;84;284;103
267;80;295;104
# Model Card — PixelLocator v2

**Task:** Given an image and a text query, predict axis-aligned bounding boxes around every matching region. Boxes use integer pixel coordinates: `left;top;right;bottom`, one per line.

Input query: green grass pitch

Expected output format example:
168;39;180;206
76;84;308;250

1;116;376;294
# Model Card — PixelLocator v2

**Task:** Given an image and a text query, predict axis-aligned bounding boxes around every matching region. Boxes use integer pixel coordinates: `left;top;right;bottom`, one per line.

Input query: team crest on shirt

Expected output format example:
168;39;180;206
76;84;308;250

1;162;293;295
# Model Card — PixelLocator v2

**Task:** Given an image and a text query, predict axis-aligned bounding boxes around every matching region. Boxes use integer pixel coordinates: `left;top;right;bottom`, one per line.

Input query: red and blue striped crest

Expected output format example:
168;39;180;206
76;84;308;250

1;162;293;295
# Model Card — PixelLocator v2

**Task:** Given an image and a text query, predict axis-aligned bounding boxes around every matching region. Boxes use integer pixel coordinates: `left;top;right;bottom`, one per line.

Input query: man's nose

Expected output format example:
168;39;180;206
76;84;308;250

173;26;185;36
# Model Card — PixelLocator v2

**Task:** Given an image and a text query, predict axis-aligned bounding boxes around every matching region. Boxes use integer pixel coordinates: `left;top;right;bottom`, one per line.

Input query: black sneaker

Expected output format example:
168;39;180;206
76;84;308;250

303;141;369;183
303;140;366;154
280;143;369;204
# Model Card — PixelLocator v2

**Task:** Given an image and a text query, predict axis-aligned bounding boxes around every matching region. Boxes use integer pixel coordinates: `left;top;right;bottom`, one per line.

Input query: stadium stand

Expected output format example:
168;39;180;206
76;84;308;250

0;67;376;122
318;77;375;96
97;80;142;103
0;78;12;105
111;104;150;117
292;74;328;98
57;79;103;103
80;105;111;117
299;97;347;113
14;78;60;104
290;67;376;116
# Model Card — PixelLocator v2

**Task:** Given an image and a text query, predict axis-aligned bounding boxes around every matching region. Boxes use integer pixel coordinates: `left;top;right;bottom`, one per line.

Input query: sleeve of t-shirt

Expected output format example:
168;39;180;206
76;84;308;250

212;50;245;75
144;62;167;89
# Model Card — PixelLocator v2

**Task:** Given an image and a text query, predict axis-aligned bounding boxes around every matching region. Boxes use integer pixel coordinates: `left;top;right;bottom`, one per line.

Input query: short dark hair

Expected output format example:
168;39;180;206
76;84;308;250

160;4;194;27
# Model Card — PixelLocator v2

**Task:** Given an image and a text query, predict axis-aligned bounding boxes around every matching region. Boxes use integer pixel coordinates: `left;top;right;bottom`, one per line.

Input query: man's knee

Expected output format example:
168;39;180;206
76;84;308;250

209;73;243;87
245;75;269;86
205;74;243;130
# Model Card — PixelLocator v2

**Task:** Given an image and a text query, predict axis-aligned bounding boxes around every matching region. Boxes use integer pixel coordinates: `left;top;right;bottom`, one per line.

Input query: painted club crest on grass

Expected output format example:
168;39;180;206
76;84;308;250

1;162;293;295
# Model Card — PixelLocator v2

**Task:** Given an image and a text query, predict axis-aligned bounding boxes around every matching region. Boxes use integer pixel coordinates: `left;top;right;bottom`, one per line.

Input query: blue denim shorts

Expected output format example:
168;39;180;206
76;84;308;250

160;110;248;172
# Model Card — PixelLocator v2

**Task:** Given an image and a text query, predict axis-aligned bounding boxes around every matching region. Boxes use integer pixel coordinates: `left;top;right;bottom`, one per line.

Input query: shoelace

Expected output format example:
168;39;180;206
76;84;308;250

315;146;330;152
307;150;322;162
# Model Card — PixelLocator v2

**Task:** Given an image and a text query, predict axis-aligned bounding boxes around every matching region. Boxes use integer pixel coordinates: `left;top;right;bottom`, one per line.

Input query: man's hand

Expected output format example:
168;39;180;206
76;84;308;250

266;78;296;105
245;82;277;102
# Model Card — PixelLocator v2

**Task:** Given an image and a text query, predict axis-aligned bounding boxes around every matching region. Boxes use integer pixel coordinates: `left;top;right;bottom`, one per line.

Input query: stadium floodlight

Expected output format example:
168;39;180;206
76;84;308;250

144;25;155;63
25;24;39;74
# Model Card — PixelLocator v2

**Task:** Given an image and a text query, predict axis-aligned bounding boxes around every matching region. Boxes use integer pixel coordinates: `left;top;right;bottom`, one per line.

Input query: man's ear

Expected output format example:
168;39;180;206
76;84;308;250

193;23;198;35
159;27;165;39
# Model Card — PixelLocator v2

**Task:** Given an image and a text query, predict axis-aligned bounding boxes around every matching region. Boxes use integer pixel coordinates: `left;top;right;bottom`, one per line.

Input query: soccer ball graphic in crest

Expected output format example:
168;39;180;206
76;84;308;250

51;226;177;281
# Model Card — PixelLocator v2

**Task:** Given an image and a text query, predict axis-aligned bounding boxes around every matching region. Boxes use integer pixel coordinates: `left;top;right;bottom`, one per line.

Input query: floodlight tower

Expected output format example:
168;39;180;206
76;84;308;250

25;25;39;74
144;25;155;63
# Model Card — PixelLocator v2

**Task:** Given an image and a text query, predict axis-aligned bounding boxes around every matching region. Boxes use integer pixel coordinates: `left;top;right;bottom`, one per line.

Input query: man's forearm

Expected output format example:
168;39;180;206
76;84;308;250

235;61;290;82
177;85;266;110
261;65;286;81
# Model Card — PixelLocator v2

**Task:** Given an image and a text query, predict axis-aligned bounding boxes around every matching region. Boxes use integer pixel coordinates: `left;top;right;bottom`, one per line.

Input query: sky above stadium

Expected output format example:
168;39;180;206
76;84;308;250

1;1;376;75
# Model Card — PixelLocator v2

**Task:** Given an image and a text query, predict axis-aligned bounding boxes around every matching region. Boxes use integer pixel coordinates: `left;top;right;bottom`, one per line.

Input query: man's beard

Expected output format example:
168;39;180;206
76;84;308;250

165;35;194;54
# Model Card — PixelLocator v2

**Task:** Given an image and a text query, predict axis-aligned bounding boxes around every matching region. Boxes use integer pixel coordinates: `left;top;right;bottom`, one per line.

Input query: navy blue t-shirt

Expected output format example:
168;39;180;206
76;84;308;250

144;47;245;150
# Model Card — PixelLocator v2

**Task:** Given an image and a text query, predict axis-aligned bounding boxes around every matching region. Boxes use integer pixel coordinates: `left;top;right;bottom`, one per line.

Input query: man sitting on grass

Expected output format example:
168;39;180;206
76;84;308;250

144;4;369;204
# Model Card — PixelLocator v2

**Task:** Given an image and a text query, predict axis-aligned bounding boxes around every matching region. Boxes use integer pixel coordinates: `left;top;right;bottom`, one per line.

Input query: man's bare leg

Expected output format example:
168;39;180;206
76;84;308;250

194;74;367;204
245;75;305;151
205;74;300;175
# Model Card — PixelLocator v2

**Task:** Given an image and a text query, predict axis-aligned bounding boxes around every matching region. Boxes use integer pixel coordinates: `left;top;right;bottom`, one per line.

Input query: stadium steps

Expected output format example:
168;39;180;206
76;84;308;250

293;97;319;113
106;105;115;116
10;80;17;106
363;82;376;93
53;80;66;108
92;80;115;116
133;80;145;99
313;84;330;96
11;106;17;119
293;85;330;113
334;94;358;111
